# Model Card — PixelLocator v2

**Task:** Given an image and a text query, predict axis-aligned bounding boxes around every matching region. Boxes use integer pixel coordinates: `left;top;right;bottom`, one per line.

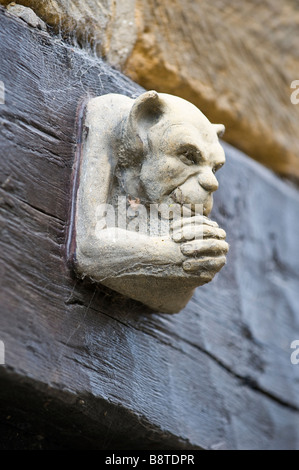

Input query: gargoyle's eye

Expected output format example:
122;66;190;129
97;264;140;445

179;148;201;166
212;163;224;174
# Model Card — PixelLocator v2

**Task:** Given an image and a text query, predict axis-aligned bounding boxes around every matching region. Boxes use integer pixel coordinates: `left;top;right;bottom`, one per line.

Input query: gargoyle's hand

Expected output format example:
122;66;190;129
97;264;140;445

171;215;226;243
179;237;229;281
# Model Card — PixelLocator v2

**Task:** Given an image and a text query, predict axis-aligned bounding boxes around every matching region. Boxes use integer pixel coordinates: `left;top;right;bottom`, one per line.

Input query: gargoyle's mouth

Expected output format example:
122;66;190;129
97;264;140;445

170;188;212;217
171;194;212;217
183;204;210;217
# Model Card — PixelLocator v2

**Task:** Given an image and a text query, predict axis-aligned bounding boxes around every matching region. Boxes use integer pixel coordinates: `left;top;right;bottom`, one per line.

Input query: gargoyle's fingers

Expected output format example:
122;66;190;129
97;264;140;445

173;226;226;242
183;255;227;273
181;239;229;256
171;215;218;231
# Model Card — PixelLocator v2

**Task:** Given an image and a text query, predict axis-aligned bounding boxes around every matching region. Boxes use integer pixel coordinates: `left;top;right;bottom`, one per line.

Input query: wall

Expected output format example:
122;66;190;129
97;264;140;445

0;8;299;449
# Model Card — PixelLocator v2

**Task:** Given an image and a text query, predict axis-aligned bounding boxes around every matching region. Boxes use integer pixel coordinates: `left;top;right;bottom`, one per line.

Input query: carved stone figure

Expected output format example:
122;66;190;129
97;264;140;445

72;91;229;313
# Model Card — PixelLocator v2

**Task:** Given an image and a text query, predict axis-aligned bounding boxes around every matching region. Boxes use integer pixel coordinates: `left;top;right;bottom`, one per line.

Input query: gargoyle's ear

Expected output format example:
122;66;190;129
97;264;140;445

128;90;165;131
214;124;225;138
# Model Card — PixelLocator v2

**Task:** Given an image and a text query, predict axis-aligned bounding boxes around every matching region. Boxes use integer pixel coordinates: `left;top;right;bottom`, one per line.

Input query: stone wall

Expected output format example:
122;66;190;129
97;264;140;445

1;0;299;180
0;8;299;449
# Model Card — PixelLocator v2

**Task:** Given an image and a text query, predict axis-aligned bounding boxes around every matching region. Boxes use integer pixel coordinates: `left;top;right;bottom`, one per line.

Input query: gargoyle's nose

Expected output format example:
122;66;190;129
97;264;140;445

198;169;219;193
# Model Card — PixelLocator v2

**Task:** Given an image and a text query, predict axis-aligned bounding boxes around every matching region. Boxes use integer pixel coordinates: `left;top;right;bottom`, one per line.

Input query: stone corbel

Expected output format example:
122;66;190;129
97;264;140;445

70;91;228;313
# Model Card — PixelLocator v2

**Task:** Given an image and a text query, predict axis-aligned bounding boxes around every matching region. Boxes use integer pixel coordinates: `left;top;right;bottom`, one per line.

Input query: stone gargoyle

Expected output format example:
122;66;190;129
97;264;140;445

71;91;229;313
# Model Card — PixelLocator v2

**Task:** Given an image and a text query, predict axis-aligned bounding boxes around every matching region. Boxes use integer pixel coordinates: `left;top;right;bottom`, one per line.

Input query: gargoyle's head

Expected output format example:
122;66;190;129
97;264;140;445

122;90;225;217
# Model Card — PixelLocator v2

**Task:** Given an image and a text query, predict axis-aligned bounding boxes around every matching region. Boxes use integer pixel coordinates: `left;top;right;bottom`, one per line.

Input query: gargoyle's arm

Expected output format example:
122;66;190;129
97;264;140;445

75;228;185;282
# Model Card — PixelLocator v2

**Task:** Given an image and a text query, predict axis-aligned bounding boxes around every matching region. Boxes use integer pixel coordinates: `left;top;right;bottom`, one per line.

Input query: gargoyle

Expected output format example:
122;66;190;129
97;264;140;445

72;91;228;313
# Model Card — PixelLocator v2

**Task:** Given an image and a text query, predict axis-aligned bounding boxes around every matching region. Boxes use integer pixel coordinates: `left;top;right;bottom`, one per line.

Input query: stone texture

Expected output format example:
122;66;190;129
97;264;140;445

0;9;299;449
1;0;299;180
6;3;46;29
124;0;299;180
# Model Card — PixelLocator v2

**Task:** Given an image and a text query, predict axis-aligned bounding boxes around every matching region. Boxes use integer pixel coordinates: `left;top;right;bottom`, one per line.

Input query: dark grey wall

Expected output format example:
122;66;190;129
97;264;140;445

0;7;298;449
